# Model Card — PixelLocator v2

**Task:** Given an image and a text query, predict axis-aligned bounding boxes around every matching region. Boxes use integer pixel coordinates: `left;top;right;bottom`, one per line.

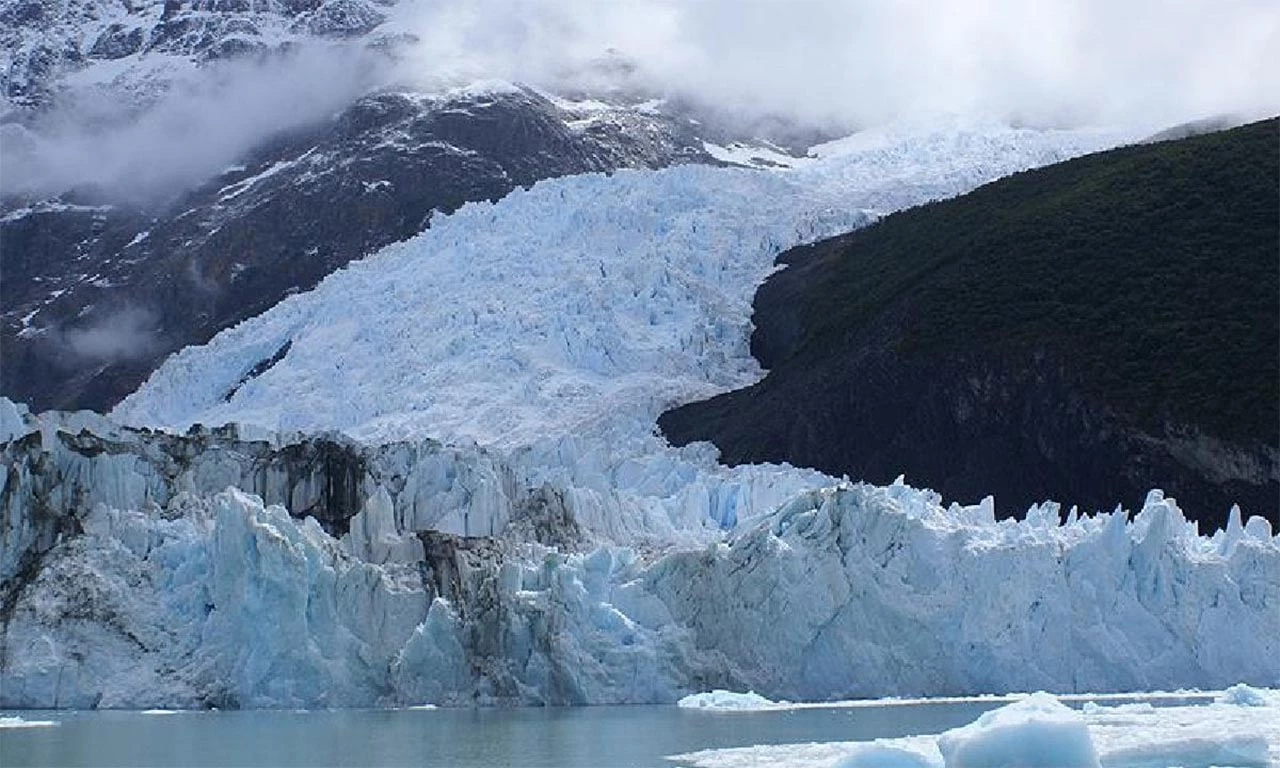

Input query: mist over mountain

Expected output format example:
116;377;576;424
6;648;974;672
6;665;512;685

3;0;1278;203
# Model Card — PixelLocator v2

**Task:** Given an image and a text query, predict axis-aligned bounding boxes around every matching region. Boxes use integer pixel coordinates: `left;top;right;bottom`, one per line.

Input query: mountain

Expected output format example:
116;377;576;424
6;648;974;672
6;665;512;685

1;0;396;108
660;119;1280;528
4;12;1277;705
3;0;827;413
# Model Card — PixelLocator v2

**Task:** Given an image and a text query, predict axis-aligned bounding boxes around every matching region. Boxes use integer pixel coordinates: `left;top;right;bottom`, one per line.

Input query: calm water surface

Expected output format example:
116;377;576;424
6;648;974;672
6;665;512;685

0;696;1214;767
1;702;1003;767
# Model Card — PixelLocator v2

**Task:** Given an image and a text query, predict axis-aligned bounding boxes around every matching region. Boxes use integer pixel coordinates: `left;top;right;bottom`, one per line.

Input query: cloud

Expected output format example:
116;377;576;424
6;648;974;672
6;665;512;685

2;0;1276;203
397;0;1280;129
1;43;388;203
60;307;163;363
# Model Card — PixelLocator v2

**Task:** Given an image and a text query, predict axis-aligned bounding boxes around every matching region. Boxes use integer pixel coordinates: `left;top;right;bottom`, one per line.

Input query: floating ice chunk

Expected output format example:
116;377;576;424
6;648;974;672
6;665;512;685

1080;701;1155;715
0;716;58;728
936;692;1099;768
677;690;778;710
1216;683;1276;707
1101;734;1269;768
835;744;939;768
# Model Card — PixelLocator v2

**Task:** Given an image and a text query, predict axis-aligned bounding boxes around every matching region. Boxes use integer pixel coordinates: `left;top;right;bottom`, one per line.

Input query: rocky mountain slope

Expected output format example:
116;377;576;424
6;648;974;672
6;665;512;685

3;0;829;413
660;119;1280;529
2;0;396;109
2;84;725;412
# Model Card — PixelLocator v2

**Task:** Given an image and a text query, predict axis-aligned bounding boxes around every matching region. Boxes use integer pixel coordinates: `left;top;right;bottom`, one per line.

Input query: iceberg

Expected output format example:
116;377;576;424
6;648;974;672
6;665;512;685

1216;683;1278;707
677;690;779;710
0;716;59;729
935;693;1099;768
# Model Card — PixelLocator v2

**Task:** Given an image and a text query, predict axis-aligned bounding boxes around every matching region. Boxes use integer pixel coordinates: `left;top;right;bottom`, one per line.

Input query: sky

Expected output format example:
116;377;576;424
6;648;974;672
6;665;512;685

2;0;1278;201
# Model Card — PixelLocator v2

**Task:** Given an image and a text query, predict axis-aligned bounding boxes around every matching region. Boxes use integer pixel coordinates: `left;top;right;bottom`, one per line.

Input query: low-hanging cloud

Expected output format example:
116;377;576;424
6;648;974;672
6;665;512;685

59;306;163;363
400;0;1280;130
2;0;1276;203
2;43;388;204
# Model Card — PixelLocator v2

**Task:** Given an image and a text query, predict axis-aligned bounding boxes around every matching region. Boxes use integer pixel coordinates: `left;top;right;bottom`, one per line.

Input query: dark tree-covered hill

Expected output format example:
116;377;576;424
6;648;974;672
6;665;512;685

661;118;1280;529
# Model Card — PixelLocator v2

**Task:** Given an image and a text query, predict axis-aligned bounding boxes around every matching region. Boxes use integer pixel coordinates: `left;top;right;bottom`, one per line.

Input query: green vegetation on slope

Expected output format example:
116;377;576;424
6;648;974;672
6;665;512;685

797;118;1279;444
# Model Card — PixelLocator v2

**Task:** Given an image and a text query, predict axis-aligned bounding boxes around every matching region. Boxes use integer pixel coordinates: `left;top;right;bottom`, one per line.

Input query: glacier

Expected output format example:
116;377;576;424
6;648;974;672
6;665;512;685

4;119;1279;709
111;119;1147;545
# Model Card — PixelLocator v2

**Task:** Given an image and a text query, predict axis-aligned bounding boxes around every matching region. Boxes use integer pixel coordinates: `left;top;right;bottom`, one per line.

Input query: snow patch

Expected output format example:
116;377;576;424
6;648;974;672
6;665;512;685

702;141;806;169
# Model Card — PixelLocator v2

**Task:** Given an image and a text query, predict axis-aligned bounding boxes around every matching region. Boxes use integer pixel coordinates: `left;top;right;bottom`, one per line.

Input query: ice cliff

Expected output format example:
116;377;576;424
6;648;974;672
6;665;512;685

3;401;1277;708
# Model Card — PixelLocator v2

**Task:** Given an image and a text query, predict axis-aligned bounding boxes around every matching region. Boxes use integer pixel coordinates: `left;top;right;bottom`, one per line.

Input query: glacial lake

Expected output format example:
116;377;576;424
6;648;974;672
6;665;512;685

0;696;1215;767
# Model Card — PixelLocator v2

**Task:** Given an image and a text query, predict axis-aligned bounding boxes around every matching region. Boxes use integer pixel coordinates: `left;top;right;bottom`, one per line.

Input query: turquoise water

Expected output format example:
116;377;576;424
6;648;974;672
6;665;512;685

1;702;1003;767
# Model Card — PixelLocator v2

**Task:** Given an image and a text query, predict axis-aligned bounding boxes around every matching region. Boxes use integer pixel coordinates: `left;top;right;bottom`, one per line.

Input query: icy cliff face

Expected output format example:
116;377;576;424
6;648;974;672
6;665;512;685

0;398;525;588
647;483;1279;699
3;414;1276;708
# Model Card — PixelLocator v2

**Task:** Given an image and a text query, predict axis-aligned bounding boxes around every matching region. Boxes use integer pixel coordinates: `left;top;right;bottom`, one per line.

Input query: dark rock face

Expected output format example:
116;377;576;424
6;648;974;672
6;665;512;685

87;23;146;58
1;86;717;412
661;121;1280;529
